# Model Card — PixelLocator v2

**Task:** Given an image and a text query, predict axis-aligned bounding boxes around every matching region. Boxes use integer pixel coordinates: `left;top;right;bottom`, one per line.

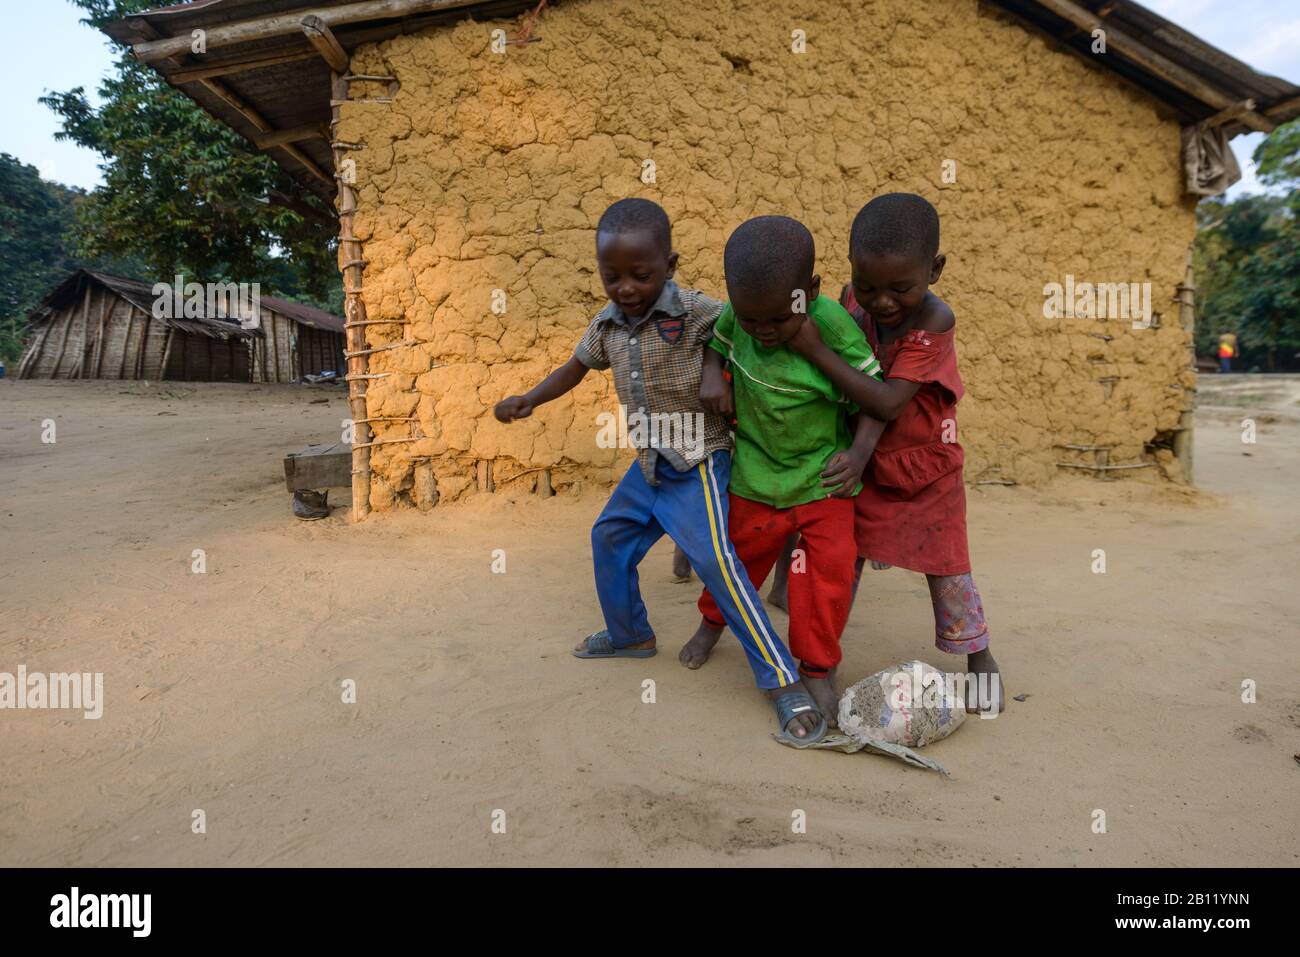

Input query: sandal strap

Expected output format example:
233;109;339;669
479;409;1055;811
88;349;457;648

581;630;614;654
772;690;821;729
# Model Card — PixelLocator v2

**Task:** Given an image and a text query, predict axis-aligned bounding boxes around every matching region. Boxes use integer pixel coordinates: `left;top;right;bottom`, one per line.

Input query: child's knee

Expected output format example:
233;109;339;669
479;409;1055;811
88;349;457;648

590;518;619;558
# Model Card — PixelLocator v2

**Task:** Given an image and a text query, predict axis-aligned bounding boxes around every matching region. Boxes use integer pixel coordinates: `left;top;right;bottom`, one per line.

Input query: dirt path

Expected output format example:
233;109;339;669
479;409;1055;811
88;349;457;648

0;376;1296;866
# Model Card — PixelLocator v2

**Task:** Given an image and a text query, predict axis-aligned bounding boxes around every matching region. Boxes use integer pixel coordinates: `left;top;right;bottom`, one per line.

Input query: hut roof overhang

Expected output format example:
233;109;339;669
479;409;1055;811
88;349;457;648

28;270;345;339
103;0;1300;200
31;270;261;340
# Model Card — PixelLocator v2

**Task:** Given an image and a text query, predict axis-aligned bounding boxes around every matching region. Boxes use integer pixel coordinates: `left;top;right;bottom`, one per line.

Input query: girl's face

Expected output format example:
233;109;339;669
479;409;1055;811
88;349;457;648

596;231;677;320
849;250;945;327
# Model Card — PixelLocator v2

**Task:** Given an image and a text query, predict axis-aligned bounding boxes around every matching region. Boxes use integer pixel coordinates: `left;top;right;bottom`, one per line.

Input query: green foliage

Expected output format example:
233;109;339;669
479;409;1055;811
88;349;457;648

0;154;80;362
1192;119;1300;370
0;153;143;363
1254;119;1300;188
34;0;341;332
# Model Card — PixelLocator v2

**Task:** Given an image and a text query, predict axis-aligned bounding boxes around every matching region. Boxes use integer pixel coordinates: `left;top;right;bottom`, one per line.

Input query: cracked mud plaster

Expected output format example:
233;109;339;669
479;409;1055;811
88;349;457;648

335;0;1198;510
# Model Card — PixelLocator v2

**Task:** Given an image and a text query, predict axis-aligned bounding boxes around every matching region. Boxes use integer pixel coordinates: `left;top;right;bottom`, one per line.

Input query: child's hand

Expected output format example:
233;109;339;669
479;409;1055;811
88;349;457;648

785;315;826;358
494;395;534;422
699;366;734;417
821;447;868;497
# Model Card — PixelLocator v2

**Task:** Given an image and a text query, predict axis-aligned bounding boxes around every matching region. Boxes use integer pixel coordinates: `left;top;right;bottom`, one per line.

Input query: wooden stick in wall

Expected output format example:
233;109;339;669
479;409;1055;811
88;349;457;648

160;328;176;380
135;313;152;379
118;310;136;379
18;321;52;378
71;285;92;378
91;289;109;378
269;313;281;382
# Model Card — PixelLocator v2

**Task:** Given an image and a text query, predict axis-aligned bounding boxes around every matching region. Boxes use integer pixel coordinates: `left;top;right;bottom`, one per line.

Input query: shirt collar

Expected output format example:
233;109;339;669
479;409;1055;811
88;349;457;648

595;280;687;327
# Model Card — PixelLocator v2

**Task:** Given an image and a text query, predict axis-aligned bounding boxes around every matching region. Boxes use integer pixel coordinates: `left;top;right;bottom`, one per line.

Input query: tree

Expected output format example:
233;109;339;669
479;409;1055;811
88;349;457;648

0;154;79;362
1193;119;1300;370
0;153;143;363
40;0;341;311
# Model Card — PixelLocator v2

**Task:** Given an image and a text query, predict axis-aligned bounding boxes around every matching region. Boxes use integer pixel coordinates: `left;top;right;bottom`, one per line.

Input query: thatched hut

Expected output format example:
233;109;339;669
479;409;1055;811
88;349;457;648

102;0;1300;518
17;270;345;382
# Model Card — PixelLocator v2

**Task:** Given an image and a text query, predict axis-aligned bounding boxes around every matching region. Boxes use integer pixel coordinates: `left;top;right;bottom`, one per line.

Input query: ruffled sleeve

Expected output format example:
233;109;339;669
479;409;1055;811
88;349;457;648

886;328;964;404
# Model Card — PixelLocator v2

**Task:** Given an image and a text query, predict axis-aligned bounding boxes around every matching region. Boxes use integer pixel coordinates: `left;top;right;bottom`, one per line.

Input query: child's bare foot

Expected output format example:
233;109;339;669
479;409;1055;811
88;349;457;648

799;668;840;728
870;560;892;570
966;647;1004;713
679;620;722;669
766;532;800;611
671;544;692;583
767;681;824;739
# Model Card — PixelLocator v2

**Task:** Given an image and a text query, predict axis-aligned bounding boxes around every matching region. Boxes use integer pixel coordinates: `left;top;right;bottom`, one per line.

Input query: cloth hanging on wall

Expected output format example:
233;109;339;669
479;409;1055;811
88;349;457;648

1181;121;1242;197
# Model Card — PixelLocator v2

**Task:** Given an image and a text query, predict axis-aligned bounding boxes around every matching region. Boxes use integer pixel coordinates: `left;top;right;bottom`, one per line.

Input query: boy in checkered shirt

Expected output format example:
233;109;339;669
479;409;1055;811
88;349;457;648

494;199;826;744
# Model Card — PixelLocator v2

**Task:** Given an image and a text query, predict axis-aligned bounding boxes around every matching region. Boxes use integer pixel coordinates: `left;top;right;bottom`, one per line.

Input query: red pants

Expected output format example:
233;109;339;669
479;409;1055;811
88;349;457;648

699;494;857;673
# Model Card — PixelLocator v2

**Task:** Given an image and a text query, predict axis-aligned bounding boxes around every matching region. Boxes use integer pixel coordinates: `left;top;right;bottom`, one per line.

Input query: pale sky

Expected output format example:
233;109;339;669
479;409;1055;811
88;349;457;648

3;0;1298;198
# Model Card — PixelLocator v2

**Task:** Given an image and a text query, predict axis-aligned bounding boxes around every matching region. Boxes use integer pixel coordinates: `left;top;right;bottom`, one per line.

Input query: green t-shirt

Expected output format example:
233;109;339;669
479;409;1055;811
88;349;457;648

709;295;882;508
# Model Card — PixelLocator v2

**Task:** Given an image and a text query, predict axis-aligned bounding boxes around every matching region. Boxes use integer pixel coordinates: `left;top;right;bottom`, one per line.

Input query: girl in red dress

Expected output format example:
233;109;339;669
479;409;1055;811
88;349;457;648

785;193;1003;712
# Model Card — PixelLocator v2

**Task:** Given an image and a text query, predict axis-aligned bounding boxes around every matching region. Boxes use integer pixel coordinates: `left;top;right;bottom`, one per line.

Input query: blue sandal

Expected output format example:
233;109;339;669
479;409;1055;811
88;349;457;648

571;630;658;659
771;690;828;748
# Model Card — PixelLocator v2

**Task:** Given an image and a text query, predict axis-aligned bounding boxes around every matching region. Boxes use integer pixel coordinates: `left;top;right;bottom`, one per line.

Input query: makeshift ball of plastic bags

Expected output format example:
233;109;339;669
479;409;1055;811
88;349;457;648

839;660;966;748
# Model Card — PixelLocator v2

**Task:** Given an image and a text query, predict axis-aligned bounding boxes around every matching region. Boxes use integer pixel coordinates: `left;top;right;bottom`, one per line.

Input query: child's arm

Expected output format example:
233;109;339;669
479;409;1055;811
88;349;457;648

789;302;954;420
493;355;590;422
699;346;734;417
821;414;887;496
788;318;920;420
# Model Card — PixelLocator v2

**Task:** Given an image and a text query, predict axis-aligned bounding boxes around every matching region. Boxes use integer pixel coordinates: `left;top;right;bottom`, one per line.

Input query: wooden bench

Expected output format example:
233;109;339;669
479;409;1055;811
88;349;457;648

283;442;351;491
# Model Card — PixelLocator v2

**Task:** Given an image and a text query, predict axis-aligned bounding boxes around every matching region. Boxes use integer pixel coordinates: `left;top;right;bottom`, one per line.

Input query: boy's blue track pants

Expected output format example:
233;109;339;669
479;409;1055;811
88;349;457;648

590;450;798;690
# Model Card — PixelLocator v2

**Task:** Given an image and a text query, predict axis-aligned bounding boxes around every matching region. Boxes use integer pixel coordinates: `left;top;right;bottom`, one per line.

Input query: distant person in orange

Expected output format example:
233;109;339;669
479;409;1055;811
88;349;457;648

1218;333;1237;374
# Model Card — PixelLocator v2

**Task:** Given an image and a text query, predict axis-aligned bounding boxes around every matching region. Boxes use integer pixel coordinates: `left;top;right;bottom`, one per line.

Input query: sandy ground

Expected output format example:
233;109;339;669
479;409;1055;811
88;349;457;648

0;374;1297;867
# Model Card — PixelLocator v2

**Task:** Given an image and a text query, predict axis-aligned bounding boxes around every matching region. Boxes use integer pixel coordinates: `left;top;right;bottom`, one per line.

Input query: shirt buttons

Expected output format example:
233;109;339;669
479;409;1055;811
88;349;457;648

630;371;638;379
629;337;637;345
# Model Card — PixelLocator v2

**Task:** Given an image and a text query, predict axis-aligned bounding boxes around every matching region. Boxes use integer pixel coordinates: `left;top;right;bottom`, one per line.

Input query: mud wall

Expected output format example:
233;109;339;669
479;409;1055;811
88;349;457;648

336;0;1198;509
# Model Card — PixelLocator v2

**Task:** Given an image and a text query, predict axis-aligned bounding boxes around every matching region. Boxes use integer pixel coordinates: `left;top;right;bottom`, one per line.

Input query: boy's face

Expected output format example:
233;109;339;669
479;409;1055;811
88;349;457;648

849;250;945;328
729;274;822;349
596;230;678;320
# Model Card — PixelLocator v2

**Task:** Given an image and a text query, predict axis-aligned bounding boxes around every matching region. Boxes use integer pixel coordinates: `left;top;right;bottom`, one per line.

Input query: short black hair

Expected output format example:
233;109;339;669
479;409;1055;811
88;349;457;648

849;193;940;261
596;198;671;253
723;215;816;298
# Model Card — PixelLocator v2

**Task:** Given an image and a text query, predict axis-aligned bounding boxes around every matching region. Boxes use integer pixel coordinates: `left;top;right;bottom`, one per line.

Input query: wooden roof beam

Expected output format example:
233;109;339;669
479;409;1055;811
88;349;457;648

1204;99;1260;129
302;15;351;72
1058;0;1115;42
170;48;319;85
1264;94;1300;121
197;77;334;184
254;123;331;149
1034;0;1277;132
132;0;481;63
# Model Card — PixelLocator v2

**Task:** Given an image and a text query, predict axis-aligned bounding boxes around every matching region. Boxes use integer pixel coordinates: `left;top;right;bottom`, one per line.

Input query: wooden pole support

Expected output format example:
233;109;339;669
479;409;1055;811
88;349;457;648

253;123;330;150
17;321;52;378
302;15;350;72
91;291;110;377
159;328;176;380
71;285;92;378
118;310;136;379
334;68;372;522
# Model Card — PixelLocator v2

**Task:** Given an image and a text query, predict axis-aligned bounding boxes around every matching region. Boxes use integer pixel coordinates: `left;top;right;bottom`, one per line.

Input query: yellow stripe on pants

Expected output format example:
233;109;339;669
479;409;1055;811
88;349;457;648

696;463;789;687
